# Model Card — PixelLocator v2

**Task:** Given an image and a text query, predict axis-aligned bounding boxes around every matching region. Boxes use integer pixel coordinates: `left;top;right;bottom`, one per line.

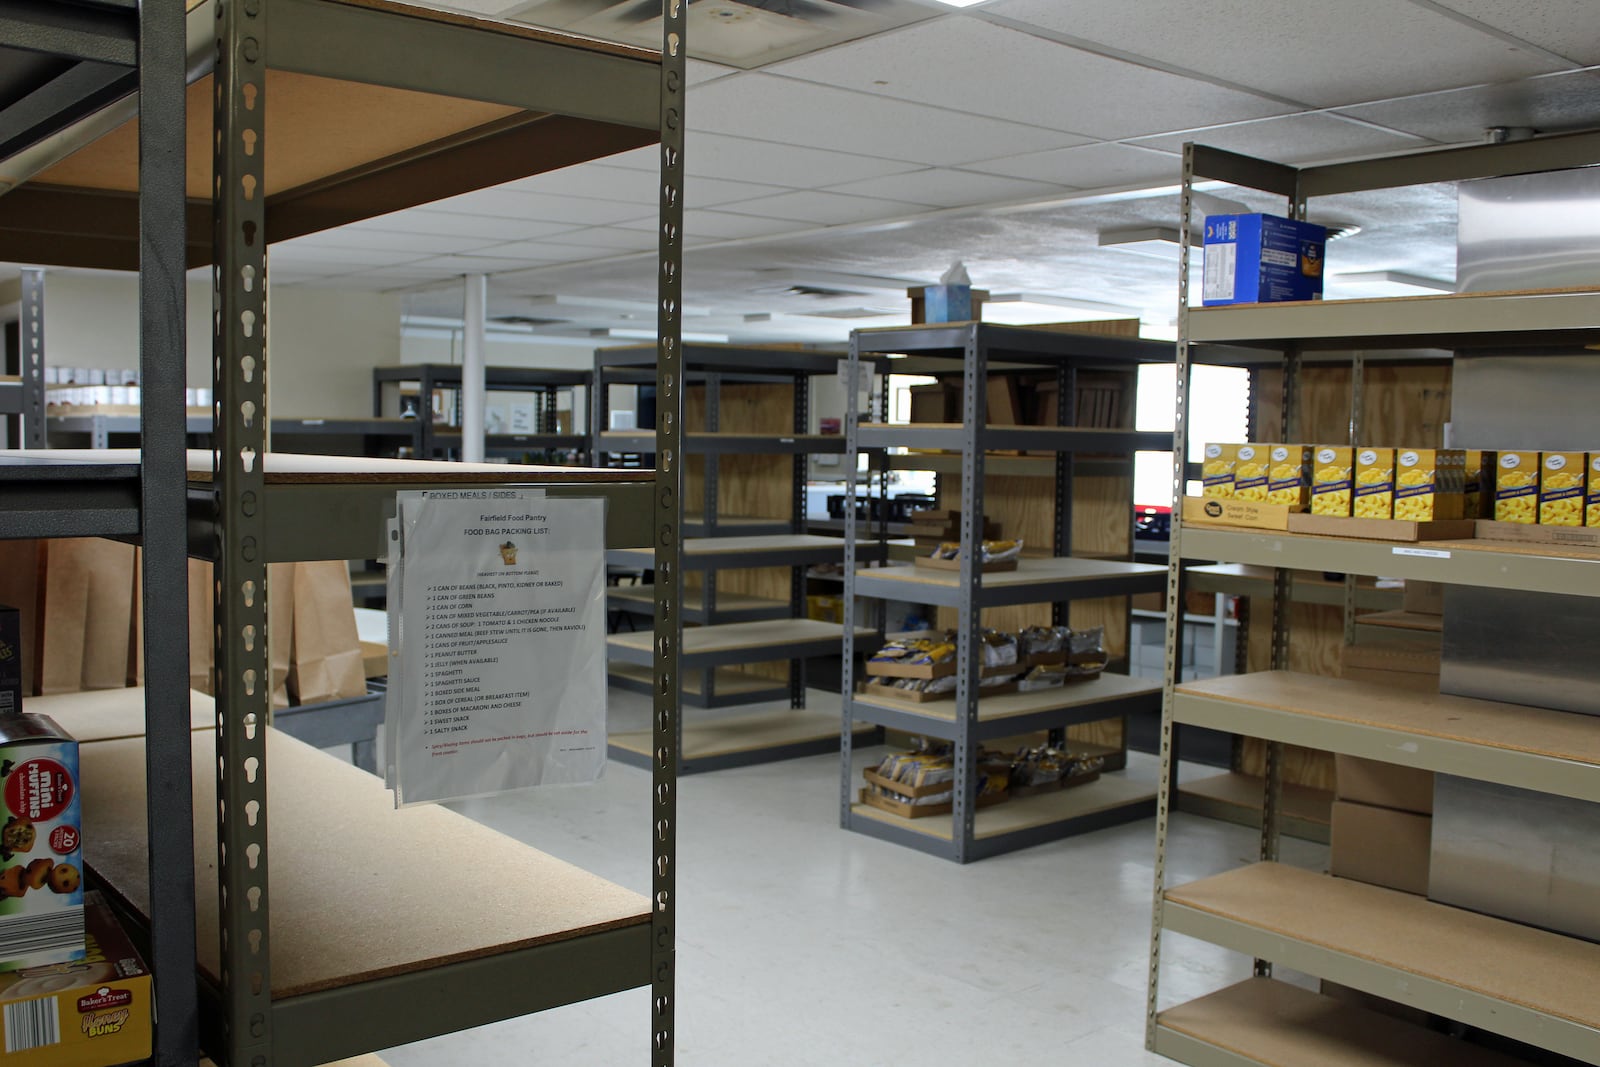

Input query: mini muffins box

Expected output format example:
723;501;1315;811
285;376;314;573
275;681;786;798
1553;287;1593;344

1495;451;1539;524
0;715;83;973
1588;455;1600;527
1266;444;1312;510
1311;446;1354;517
1353;448;1396;519
1539;451;1586;527
0;605;19;718
1231;444;1269;502
1394;448;1465;522
1464;450;1493;520
1201;443;1238;498
0;891;151;1066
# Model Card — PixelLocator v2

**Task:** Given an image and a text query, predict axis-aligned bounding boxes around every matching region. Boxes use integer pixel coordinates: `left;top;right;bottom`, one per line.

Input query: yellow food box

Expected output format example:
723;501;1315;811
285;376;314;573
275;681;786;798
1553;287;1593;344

1539;451;1586;526
1201;443;1238;498
1464;449;1493;519
1495;450;1539;524
1394;448;1465;522
1353;447;1396;519
1266;444;1312;510
1588;454;1600;527
1231;444;1269;502
1311;446;1353;517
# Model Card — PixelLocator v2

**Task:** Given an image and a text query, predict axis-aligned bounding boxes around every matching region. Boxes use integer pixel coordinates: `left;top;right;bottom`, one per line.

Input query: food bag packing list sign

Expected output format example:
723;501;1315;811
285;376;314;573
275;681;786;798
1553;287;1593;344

389;490;606;806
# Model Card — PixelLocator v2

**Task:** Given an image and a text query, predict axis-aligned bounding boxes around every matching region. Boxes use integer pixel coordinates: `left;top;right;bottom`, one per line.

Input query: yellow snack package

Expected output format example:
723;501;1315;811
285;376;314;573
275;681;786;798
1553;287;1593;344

1394;448;1465;521
1539;451;1585;526
1201;443;1237;499
1464;449;1493;519
1495;451;1538;524
1232;444;1269;502
1311;446;1353;517
1353;447;1396;519
1266;444;1311;510
1588;455;1600;527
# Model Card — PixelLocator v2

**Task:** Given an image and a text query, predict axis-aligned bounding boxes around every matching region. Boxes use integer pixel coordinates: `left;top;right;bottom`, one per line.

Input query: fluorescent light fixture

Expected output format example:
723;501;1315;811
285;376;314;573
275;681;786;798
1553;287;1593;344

748;269;914;296
1329;270;1454;297
1099;226;1182;261
593;327;730;344
933;0;989;7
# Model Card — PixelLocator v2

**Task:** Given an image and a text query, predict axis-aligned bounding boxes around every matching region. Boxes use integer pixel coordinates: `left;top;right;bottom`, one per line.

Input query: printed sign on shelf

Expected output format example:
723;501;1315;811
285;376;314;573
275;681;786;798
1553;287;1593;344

386;489;606;806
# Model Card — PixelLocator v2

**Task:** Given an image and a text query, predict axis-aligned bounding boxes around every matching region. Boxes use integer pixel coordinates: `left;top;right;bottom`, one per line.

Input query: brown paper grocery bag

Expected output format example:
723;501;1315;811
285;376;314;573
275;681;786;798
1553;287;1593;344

186;560;293;708
39;538;136;693
288;560;365;704
0;540;44;696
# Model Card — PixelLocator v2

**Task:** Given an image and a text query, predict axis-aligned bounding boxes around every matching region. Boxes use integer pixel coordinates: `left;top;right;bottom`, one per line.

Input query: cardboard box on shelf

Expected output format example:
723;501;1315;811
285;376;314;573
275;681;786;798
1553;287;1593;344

1200;213;1327;305
0;891;150;1067
1339;640;1440;694
0;605;20;718
1181;495;1291;532
1330;799;1432;896
1311;446;1353;517
1494;450;1538;524
1538;450;1586;527
0;714;83;972
1353;448;1396;520
1335;754;1434;815
1401;580;1444;616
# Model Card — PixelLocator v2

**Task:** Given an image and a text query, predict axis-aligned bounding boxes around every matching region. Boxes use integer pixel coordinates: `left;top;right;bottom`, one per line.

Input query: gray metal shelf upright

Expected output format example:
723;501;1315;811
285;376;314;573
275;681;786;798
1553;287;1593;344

1147;132;1600;1067
0;0;685;1063
594;344;889;772
840;321;1173;862
372;363;591;460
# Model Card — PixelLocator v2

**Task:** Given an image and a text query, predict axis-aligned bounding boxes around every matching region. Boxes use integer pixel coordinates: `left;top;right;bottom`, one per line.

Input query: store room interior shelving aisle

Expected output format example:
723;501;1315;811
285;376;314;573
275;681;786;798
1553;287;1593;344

370;684;1323;1066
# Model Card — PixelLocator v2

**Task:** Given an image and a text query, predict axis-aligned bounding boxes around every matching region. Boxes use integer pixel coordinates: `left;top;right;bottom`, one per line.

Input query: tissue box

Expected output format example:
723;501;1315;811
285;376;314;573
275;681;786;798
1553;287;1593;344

1201;213;1326;306
921;285;971;323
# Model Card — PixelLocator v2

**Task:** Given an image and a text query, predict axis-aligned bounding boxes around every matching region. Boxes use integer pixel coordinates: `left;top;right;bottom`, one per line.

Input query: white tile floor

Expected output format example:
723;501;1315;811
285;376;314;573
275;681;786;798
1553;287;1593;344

377;686;1327;1066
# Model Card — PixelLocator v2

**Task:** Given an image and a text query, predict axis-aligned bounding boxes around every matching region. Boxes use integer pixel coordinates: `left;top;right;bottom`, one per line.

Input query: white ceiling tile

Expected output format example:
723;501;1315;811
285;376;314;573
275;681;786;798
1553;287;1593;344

967;143;1181;189
472;239;605;261
1335;68;1600;143
427;188;646;226
718;190;931;225
279;228;494;256
614;209;815;241
986;0;1566;106
768;18;1292;139
269;243;426;269
823;168;1072;208
538;227;660;253
690;73;1090;166
347;210;582;241
1133;113;1430;163
504;165;656;201
413;254;564;273
687;59;741;85
605;129;925;187
1430;0;1600;65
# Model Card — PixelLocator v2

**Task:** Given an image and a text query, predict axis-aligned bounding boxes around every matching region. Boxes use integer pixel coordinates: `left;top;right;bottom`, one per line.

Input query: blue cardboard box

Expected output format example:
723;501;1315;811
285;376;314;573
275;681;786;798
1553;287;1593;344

1201;213;1326;306
921;284;973;323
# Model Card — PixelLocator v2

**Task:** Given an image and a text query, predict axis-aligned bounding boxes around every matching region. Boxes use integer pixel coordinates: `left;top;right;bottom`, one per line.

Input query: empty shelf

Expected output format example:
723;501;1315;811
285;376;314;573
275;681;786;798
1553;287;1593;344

607;583;790;624
609;708;878;773
852;555;1164;608
1177;772;1332;844
608;534;848;570
607;662;788;708
608;618;874;669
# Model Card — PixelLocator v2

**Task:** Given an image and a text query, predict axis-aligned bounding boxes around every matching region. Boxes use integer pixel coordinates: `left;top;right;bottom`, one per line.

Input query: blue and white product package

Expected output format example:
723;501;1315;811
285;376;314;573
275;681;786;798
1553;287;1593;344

1201;213;1327;306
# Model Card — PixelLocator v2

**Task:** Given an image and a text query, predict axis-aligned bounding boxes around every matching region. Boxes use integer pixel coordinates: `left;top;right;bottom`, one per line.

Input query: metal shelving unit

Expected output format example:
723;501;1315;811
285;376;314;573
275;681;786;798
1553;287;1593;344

1148;133;1600;1067
0;0;684;1064
840;321;1173;863
596;343;890;770
373;364;590;460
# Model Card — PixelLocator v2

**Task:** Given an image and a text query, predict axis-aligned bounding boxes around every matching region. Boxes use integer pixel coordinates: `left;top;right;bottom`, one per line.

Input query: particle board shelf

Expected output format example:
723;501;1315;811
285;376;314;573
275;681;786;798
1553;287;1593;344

26;687;217;743
607;583;791;624
598;431;846;455
1180;524;1600;599
851;672;1160;741
1185;563;1403;610
858;423;1169;454
608;618;877;670
1175;670;1600;804
1176;772;1332;845
851;321;1177;365
607;533;848;570
81;727;651;1064
883;451;1056;477
851;555;1165;608
1154;977;1529;1067
0;0;662;271
1353;609;1443;633
1187;285;1600;350
607;662;788;709
1163;862;1600;1062
608;708;880;774
684;515;793;537
595;341;852;377
433;433;589;452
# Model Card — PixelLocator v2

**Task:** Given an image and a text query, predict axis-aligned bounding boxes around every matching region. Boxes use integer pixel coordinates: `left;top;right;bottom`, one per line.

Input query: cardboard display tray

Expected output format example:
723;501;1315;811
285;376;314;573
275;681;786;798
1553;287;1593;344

857;785;1007;820
1181;496;1476;541
864;658;1019;680
861;766;953;800
913;556;1019;573
1475;519;1600;549
860;680;1018;704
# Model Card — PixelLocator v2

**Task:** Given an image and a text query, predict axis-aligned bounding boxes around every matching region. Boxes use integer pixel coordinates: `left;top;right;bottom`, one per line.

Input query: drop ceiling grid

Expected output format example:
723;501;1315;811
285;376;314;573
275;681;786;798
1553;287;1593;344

1131;111;1431;162
599;129;932;187
764;17;1296;140
341;211;584;242
1425;0;1600;65
983;0;1570;107
821;167;1074;209
961;141;1182;189
424;188;648;226
714;188;935;226
1333;67;1600;142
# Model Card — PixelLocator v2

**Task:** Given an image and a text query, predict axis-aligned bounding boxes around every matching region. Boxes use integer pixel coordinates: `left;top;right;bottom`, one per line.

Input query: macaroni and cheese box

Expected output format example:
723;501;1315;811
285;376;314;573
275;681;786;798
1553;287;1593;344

0;715;82;973
1464;450;1493;519
1394;448;1465;522
0;891;151;1067
0;605;19;719
1202;443;1238;499
1588;455;1600;527
1312;446;1354;517
1353;448;1396;519
1232;444;1269;502
1201;213;1327;306
1266;444;1312;510
1495;451;1539;524
1539;451;1586;527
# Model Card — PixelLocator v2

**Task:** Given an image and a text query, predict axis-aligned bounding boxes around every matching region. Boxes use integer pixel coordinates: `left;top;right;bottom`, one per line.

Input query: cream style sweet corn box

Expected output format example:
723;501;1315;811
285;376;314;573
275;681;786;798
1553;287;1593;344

1539;451;1586;527
1495;451;1539;524
1353;448;1396;519
1311;446;1353;516
1394;448;1465;521
1266;444;1312;510
1231;444;1269;502
1201;444;1237;498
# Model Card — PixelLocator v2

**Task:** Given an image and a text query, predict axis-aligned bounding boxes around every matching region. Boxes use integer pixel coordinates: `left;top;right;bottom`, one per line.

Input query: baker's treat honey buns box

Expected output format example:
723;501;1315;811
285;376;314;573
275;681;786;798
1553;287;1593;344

0;714;83;973
1353;448;1396;520
1311;446;1353;517
1539;451;1586;527
1495;451;1538;524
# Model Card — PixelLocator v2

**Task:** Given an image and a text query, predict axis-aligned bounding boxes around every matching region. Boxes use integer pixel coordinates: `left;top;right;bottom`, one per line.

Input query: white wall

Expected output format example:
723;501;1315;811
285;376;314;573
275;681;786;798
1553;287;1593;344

40;272;402;417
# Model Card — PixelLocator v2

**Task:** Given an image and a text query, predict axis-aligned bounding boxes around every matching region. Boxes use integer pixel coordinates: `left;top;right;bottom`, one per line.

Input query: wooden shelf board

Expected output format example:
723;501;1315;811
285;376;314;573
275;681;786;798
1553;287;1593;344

607;662;782;699
25;687;215;743
80;729;648;999
609;709;862;760
855;672;1159;724
607;585;788;613
1179;772;1333;827
609;618;872;656
1157;978;1526;1067
1166;862;1600;1035
612;534;844;558
1354;610;1443;633
0;449;646;485
852;771;1154;842
857;556;1163;589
